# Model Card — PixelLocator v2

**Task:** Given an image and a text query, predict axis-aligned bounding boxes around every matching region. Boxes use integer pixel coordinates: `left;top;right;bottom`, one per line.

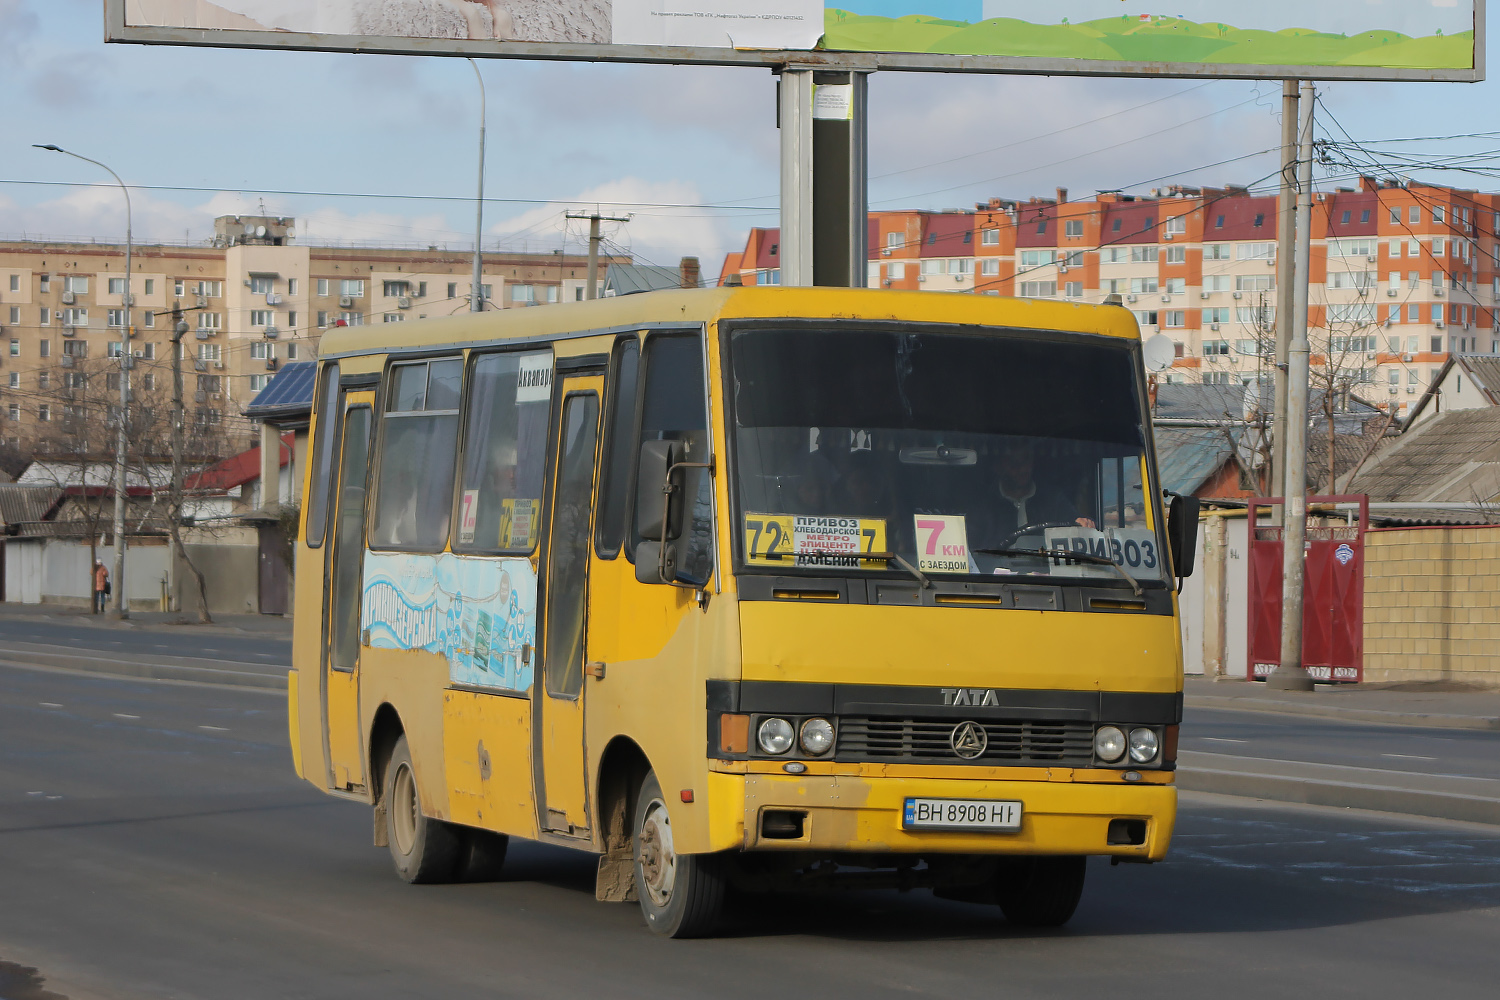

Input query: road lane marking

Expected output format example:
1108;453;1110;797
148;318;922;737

1381;753;1438;761
39;702;62;708
198;725;229;731
1202;737;1247;743
112;713;140;719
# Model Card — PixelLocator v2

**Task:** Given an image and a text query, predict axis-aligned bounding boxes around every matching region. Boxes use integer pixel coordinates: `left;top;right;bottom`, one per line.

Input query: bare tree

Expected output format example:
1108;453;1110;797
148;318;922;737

26;355;129;607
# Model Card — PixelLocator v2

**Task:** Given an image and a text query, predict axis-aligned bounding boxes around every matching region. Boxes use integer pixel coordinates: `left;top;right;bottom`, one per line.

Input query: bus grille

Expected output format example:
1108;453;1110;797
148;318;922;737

835;717;1095;766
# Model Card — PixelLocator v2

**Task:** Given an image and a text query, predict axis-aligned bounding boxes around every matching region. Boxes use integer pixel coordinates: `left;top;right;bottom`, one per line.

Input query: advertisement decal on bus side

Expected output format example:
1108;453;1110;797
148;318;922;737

362;550;538;693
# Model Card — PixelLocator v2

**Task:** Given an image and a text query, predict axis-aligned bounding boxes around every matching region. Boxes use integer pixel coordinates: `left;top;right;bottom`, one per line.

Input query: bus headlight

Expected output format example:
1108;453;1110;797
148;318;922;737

1128;727;1160;764
757;718;794;755
1094;726;1126;763
799;718;835;756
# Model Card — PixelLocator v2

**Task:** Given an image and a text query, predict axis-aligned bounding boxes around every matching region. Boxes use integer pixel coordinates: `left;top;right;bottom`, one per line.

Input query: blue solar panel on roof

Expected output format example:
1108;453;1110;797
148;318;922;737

245;361;318;417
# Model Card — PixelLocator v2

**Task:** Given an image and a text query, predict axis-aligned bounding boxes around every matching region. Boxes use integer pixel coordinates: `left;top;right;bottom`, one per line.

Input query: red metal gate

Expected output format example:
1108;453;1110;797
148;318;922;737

1247;495;1367;683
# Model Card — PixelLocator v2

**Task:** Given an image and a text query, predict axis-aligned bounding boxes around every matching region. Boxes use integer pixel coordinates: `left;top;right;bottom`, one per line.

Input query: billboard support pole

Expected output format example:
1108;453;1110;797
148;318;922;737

1268;80;1317;693
778;68;815;287
1271;79;1299;511
811;71;869;287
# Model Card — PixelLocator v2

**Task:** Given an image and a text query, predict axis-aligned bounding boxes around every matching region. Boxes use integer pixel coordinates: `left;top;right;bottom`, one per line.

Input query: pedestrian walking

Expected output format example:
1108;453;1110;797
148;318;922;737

93;560;110;614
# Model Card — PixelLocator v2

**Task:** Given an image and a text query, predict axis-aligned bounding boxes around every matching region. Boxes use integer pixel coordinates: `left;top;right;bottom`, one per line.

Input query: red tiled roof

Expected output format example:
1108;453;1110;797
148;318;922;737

184;432;293;492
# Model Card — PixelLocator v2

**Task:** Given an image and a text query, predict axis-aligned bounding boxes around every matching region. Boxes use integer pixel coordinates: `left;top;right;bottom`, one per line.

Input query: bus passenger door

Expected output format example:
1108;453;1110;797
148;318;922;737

536;377;602;835
324;393;374;792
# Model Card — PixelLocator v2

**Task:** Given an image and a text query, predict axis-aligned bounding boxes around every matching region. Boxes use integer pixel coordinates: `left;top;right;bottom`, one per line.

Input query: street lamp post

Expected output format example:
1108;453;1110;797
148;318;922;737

467;59;487;313
35;144;132;618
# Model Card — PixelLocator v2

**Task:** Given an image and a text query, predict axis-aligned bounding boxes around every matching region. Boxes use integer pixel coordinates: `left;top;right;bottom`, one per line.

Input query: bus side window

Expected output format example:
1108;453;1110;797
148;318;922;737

369;358;463;551
634;334;712;586
454;350;552;553
594;337;640;559
303;362;341;548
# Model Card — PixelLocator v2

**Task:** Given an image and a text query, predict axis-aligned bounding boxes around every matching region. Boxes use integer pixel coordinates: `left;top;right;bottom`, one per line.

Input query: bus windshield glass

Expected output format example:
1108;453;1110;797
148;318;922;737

729;326;1167;586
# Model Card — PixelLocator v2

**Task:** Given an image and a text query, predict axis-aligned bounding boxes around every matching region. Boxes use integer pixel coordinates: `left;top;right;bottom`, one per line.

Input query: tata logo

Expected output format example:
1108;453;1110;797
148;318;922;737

950;721;989;759
941;688;1000;707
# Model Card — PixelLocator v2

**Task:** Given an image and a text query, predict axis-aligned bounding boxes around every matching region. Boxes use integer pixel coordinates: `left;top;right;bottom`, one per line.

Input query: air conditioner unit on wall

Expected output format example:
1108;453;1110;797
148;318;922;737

1200;291;1210;300
60;291;74;305
397;296;412;308
1233;292;1243;300
1435;287;1445;297
339;296;354;307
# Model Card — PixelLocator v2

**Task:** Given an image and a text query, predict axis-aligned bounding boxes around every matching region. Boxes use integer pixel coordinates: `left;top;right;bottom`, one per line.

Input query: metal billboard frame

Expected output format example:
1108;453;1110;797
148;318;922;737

103;1;1485;83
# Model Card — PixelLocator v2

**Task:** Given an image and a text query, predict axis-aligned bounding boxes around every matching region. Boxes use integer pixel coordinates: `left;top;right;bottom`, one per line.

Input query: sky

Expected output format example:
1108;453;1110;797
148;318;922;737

2;0;1500;274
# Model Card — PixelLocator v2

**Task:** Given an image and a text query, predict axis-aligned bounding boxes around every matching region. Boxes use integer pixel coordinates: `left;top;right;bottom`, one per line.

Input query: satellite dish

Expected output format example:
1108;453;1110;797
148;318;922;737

285;228;296;239
1142;333;1175;373
255;225;267;238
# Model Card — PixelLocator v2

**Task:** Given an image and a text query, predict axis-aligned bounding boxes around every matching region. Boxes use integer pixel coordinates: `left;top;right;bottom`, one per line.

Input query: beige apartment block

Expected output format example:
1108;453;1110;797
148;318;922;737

1364;526;1500;686
0;215;625;452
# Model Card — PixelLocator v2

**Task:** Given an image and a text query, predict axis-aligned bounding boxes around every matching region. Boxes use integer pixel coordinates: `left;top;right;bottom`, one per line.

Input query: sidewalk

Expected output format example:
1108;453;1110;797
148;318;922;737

0;601;293;639
1184;675;1500;731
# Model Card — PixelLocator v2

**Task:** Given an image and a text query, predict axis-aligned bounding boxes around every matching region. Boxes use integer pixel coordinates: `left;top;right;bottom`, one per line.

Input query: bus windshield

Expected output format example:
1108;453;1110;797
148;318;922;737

729;326;1168;586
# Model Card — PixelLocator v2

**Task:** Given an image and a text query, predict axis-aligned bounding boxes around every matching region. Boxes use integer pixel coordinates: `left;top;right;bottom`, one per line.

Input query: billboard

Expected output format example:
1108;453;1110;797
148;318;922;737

107;1;1483;81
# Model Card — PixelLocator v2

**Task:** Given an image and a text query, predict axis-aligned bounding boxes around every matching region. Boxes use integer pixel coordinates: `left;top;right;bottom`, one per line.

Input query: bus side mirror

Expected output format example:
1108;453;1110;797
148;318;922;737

635;540;678;586
1167;494;1200;579
636;439;684;542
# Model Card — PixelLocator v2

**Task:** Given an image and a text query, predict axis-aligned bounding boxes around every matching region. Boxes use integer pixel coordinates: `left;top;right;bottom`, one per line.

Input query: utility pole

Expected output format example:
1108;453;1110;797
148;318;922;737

566;211;630;300
468;59;487;313
171;306;187;615
1269;81;1318;692
1271;80;1299;505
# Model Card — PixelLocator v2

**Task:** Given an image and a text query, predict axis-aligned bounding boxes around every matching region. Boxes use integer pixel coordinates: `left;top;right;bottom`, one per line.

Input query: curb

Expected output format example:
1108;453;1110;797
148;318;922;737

1185;694;1500;732
0;653;287;691
1178;766;1500;826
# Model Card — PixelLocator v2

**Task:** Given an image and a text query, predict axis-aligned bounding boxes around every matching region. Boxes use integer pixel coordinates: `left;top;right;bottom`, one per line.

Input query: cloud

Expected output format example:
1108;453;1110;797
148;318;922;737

0;184;207;244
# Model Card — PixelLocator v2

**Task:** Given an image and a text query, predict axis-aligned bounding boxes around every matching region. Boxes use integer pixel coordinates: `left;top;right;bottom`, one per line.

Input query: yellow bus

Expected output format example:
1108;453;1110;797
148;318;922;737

288;287;1196;937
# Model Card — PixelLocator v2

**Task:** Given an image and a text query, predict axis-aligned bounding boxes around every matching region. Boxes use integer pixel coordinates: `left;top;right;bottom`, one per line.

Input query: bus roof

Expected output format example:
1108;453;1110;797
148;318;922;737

315;287;1142;359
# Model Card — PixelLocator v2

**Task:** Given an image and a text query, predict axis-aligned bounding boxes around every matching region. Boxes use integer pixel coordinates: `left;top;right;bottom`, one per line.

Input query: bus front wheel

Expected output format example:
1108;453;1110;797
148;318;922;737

632;771;725;938
384;735;464;884
994;855;1087;927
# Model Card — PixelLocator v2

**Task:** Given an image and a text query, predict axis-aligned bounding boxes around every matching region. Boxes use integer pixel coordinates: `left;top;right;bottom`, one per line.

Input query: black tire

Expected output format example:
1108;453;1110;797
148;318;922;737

994;856;1087;927
383;735;464;884
462;829;511;882
631;770;725;938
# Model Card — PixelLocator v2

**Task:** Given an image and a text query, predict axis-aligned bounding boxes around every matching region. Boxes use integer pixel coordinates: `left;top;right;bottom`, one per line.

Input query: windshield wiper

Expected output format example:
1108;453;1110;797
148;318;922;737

794;549;931;589
974;547;1142;598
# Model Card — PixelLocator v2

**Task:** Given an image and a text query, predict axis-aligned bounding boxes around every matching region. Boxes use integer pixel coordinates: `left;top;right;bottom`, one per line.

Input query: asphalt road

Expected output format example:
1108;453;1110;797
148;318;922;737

0;617;291;667
2;666;1499;1000
1183;705;1500;781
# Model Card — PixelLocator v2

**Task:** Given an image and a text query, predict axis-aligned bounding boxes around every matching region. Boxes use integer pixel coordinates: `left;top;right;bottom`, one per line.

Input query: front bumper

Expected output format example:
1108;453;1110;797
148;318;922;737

715;769;1175;860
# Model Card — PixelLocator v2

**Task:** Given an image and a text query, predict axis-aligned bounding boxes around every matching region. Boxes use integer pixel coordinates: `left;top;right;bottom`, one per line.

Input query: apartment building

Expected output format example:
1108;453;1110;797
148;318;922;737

0;215;627;450
719;177;1500;415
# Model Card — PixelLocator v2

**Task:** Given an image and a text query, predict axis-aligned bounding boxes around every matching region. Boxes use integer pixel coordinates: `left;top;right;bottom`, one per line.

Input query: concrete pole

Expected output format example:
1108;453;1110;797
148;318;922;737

468;59;486;313
1268;81;1318;692
1272;81;1299;504
587;215;600;299
778;67;815;287
1202;514;1229;678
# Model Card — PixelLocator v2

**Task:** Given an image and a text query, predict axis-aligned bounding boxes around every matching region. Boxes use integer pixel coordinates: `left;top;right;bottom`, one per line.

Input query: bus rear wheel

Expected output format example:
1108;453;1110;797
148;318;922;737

994;855;1087;927
384;735;464;884
632;771;724;938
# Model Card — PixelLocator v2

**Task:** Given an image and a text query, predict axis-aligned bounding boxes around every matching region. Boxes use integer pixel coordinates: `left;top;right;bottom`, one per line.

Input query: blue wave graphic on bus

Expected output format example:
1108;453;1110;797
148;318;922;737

361;551;536;693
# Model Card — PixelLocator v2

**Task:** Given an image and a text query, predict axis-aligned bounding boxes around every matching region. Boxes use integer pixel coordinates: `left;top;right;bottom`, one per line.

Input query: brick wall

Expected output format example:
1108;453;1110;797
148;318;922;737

1364;526;1500;686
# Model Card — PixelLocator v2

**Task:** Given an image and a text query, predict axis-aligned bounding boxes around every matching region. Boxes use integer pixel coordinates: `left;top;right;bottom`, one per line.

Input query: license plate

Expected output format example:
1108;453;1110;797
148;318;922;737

903;798;1022;832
